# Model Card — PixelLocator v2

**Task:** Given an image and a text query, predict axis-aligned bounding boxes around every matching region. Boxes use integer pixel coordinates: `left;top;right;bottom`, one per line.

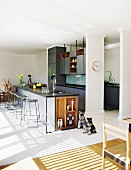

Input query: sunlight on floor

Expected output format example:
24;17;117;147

0;106;122;167
37;146;119;170
36;138;85;157
2;157;39;170
0;143;26;160
0;112;14;135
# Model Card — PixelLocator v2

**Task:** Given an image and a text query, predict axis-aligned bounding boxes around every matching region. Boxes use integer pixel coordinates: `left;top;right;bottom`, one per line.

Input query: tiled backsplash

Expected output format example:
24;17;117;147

66;75;86;85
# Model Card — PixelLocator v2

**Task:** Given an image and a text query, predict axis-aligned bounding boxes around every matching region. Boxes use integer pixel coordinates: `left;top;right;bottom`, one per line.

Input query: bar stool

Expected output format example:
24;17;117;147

11;93;24;118
5;91;15;110
20;96;40;127
0;91;4;106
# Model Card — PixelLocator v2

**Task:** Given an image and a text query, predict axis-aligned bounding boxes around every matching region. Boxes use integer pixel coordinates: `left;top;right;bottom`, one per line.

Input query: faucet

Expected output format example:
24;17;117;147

52;77;56;93
113;78;116;86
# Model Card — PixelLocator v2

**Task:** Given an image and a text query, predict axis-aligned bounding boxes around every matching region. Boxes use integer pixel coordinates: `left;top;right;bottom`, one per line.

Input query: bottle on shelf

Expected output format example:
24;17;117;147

71;99;74;111
57;119;63;128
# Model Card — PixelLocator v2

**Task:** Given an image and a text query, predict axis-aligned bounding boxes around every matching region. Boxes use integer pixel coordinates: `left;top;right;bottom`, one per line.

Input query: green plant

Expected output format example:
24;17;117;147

108;71;113;82
17;74;24;85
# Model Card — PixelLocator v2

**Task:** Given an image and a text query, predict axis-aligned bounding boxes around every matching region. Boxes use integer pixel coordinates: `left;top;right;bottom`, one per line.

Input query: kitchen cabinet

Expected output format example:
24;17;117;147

77;55;84;74
51;63;56;74
56;85;85;111
60;57;70;74
74;88;85;111
56;96;78;130
48;53;56;75
48;47;56;55
83;54;86;74
65;58;70;74
50;53;56;63
69;54;86;74
70;57;77;74
104;83;119;110
56;85;65;92
60;58;65;74
56;86;74;93
21;87;79;132
60;48;86;75
60;52;70;74
48;47;66;86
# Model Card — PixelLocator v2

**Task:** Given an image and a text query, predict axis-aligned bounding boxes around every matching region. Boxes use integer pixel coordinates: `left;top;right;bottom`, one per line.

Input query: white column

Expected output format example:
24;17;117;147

119;30;131;119
85;34;104;116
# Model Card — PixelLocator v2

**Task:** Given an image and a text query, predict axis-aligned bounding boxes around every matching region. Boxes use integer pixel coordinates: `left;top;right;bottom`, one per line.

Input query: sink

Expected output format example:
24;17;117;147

42;91;65;94
54;91;64;93
51;91;64;94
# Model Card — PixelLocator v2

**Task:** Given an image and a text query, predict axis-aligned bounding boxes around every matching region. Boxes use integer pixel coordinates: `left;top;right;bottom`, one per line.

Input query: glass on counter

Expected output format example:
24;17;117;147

42;87;50;93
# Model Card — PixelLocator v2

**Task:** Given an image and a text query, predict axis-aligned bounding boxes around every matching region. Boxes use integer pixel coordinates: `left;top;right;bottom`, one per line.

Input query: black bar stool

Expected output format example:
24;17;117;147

5;91;15;110
11;93;24;118
20;96;40;127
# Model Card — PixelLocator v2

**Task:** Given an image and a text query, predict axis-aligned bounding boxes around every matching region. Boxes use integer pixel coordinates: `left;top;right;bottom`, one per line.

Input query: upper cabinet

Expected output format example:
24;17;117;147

70;55;77;74
48;47;66;85
60;48;86;75
60;52;70;74
77;55;84;74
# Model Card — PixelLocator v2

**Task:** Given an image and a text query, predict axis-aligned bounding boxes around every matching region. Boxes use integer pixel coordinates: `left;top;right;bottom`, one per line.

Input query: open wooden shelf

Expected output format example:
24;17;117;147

77;48;84;55
56;96;78;130
70;62;77;64
60;52;70;59
70;56;77;73
57;125;77;131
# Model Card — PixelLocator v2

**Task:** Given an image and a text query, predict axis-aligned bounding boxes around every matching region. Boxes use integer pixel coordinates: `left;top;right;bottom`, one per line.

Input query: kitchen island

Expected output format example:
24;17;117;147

18;86;79;133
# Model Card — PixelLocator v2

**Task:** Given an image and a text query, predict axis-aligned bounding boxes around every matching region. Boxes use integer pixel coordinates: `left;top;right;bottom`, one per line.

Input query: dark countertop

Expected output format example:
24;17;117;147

104;82;120;88
18;86;79;97
56;84;86;90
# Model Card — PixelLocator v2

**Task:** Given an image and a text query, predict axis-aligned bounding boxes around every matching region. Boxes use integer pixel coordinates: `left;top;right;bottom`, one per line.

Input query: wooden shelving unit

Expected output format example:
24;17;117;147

56;96;78;130
60;52;70;59
77;48;84;55
70;57;77;73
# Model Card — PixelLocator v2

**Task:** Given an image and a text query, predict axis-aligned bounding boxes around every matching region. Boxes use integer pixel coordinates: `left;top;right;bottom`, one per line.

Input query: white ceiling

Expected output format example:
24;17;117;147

0;0;131;55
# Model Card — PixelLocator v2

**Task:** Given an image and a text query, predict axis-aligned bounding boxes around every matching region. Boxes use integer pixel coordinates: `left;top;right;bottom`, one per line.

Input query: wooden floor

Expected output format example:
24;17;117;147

0;139;126;170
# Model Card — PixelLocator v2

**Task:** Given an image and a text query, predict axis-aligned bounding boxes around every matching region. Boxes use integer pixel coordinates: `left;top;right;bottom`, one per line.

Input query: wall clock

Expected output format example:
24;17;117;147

92;61;102;72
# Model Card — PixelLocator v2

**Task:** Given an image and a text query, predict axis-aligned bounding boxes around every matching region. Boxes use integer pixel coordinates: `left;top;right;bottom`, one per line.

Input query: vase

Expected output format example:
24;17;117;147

19;80;23;87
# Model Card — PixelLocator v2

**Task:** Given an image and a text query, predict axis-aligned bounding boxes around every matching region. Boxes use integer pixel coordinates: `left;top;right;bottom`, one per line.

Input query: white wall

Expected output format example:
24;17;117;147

104;47;120;83
0;52;48;91
33;52;48;84
119;31;131;119
85;35;104;115
0;54;34;90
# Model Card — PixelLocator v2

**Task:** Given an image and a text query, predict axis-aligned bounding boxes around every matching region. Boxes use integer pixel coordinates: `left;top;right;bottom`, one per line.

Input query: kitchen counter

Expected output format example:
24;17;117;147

18;86;79;133
56;84;86;90
17;86;79;97
104;82;120;88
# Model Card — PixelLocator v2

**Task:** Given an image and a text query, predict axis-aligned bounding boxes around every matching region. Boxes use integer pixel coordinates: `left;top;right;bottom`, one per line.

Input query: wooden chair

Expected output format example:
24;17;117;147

102;122;131;170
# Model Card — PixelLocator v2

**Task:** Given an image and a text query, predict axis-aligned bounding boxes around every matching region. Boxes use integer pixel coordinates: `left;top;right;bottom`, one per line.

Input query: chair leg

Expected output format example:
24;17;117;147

125;159;130;170
35;101;38;127
20;101;26;126
102;151;105;170
36;101;40;127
